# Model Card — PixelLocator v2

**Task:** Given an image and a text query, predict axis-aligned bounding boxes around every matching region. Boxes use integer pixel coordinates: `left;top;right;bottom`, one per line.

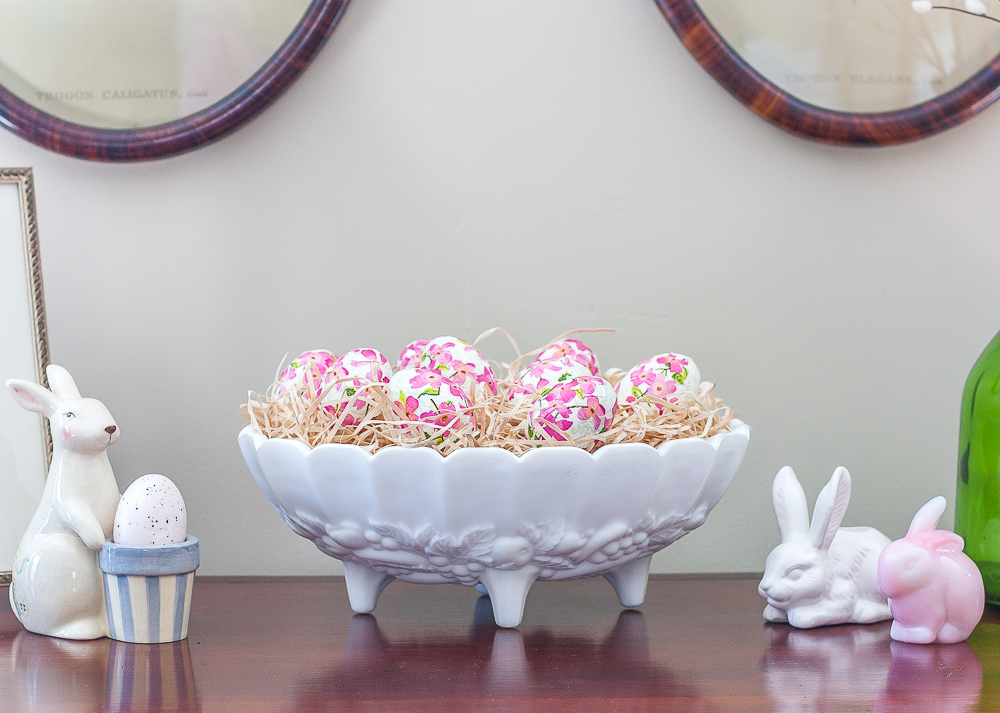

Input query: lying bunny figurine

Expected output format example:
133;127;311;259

877;496;984;644
6;365;121;639
759;466;892;628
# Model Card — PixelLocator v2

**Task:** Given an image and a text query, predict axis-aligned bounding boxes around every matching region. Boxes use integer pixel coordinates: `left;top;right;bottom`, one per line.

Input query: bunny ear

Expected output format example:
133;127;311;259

773;466;810;542
907;496;947;536
6;378;59;416
809;467;852;552
46;365;81;399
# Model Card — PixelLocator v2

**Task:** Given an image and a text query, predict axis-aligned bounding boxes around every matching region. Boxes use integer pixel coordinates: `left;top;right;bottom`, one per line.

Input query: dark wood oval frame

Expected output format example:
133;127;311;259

656;0;1000;145
0;0;350;161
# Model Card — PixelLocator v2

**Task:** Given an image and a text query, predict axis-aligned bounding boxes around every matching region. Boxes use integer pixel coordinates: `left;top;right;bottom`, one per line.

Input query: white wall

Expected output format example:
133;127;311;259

1;0;998;576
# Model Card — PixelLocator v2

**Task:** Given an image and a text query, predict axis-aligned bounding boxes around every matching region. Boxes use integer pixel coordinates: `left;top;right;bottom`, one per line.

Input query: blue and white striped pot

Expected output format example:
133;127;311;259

99;536;199;643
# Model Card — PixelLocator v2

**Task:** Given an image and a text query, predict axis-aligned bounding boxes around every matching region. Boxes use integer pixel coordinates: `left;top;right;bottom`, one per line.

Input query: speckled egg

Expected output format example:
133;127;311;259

419;336;498;401
322;349;393;424
397;340;429;370
535;339;600;376
114;474;187;546
509;357;592;403
388;367;477;444
617;353;701;414
276;350;336;399
527;376;617;445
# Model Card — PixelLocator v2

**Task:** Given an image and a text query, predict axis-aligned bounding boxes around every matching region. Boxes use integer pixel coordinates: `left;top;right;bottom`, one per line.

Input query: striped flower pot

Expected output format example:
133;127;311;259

99;536;199;643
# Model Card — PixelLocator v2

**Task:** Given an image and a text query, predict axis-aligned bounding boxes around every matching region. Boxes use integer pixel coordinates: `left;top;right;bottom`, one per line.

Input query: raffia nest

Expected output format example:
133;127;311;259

241;329;736;456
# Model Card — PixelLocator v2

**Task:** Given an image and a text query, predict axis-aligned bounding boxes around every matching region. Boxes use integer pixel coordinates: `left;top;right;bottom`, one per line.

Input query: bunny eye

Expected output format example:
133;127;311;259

786;566;806;580
63;411;75;418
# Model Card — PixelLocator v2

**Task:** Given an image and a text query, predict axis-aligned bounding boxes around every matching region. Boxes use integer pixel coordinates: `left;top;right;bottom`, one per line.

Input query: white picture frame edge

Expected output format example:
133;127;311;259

0;167;50;586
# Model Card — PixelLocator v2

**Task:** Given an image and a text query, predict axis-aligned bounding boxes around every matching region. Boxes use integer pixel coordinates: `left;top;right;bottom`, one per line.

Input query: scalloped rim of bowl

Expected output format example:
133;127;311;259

239;420;751;534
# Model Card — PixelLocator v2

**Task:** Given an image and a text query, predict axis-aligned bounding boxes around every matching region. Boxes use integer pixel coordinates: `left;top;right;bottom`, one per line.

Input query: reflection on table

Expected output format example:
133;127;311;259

0;627;201;712
879;641;982;713
762;622;981;713
1;577;995;710
294;597;699;710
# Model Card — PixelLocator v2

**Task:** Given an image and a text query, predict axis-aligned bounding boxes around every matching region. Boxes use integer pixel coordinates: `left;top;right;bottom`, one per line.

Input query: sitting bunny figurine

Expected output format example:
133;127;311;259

759;466;892;628
6;365;121;639
877;496;984;644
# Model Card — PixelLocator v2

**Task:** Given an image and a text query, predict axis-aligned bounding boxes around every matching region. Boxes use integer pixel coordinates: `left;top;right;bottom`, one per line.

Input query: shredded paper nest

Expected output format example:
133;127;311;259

241;329;736;456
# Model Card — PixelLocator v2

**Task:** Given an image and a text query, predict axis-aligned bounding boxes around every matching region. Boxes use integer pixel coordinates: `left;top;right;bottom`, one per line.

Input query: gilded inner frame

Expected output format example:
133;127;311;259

0;168;50;586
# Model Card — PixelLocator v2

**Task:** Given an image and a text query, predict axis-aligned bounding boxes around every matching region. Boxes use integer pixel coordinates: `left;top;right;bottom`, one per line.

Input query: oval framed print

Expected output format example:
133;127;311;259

0;0;350;161
656;0;1000;145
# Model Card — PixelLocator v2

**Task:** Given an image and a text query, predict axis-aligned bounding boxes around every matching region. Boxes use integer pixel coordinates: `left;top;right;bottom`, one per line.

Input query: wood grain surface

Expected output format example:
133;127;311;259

1;574;997;712
656;0;1000;145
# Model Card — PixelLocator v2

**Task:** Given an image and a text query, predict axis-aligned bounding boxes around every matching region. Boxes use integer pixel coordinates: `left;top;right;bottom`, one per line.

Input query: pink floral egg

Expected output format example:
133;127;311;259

276;350;337;399
617;353;701;414
536;339;600;376
419;336;498;401
388;367;477;445
397;339;430;370
322;349;393;425
527;376;617;444
509;357;592;403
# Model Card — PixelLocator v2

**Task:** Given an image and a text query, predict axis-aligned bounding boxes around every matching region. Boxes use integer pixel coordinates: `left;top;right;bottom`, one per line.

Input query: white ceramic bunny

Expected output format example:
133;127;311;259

759;466;892;628
6;365;121;639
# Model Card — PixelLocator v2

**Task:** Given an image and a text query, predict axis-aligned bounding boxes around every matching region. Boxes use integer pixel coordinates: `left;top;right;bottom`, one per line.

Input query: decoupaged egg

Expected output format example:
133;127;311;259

397;339;429;370
527;376;617;444
420;336;498;400
114;474;187;546
536;339;600;376
323;349;392;424
509;357;592;403
617;353;701;413
276;350;336;398
388;367;477;444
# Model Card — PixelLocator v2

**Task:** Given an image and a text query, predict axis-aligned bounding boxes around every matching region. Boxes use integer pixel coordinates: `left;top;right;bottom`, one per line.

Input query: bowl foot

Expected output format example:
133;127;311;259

479;567;539;628
603;555;652;608
343;561;395;613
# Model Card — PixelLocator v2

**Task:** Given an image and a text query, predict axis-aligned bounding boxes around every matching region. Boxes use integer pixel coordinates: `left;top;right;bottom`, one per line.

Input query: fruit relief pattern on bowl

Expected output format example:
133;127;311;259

238;420;750;627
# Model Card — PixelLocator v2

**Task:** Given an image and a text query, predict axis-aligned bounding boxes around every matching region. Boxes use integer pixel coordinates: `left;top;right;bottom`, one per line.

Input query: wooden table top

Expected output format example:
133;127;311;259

1;574;998;712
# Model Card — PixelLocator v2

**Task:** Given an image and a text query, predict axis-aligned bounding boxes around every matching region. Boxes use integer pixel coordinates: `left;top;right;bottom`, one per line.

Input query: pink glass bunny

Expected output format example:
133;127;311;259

876;497;984;644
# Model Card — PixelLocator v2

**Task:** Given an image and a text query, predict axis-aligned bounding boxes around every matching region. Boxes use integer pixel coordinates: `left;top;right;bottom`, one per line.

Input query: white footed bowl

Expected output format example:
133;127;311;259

238;420;750;627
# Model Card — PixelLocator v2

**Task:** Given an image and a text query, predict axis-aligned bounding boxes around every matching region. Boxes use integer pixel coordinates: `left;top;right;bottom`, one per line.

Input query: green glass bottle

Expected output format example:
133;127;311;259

956;329;1000;605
